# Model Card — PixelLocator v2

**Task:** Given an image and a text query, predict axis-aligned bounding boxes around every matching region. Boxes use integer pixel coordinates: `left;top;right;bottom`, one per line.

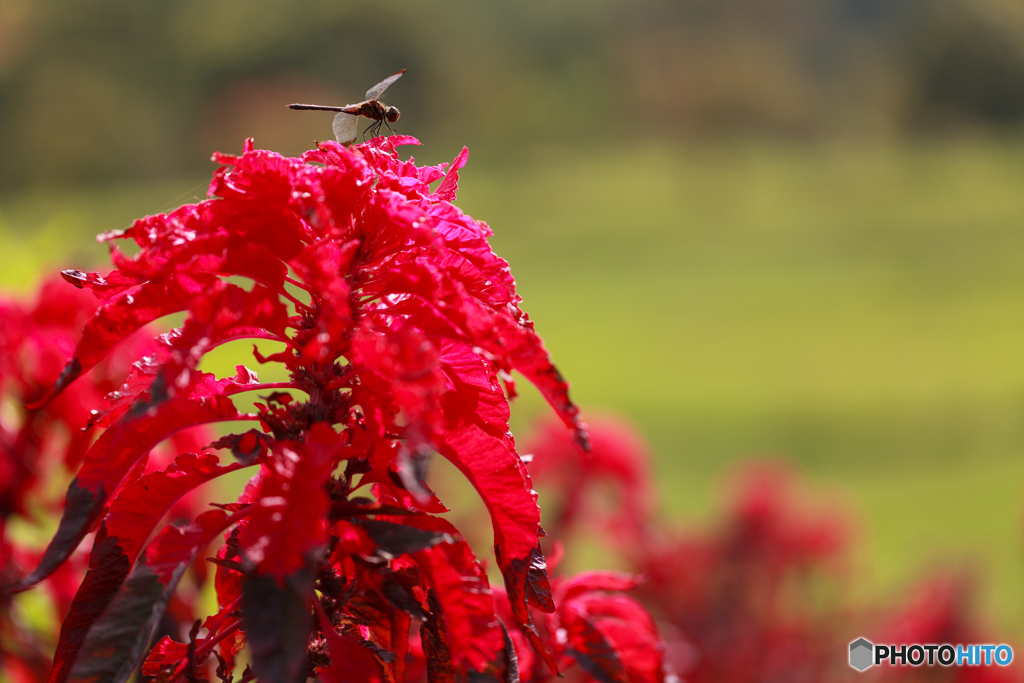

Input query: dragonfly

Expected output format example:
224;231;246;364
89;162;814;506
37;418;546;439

288;69;406;145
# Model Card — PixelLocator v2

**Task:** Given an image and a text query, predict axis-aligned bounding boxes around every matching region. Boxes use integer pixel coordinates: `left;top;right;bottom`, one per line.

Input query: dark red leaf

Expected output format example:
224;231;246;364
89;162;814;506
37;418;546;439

4;480;99;594
355;519;451;560
242;569;314;683
501;624;522;683
69;509;245;683
420;591;456;683
564;619;630;683
210;429;273;466
381;572;428;620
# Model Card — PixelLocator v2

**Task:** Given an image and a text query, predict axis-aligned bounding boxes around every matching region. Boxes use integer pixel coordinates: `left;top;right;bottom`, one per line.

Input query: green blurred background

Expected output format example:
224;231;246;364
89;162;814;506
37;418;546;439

4;0;1024;632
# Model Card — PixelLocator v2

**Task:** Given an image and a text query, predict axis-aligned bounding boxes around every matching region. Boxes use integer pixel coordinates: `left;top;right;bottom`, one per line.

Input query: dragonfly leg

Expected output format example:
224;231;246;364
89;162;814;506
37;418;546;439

363;120;381;141
384;118;396;135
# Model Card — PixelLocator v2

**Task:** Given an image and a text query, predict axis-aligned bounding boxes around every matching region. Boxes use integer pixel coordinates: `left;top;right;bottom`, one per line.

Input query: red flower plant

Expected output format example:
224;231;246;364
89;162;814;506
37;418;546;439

3;136;666;683
525;417;1023;683
527;419;852;683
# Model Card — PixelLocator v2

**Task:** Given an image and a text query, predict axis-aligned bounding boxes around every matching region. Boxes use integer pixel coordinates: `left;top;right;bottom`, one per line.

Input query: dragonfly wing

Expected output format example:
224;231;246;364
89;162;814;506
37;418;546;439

333;112;359;145
365;69;406;101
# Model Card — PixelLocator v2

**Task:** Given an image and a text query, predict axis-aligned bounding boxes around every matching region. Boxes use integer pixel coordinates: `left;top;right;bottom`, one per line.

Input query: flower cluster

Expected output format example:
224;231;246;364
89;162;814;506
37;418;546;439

4;137;667;683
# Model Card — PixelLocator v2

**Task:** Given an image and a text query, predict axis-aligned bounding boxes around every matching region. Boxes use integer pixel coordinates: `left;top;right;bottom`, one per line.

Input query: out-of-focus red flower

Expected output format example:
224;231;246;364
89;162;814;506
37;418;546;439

873;575;1020;682
628;462;849;683
489;569;667;683
526;416;1012;683
526;415;654;540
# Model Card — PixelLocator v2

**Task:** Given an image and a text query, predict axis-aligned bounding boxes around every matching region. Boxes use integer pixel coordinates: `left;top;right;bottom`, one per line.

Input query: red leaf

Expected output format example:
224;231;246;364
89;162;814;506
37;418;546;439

407;517;506;672
315;598;384;683
77;393;242;504
238;423;337;578
433;345;556;645
554;573;664;683
60;268;137;300
30;273;217;407
555;571;643;604
88;359;262;431
431;147;469;203
142;595;245;680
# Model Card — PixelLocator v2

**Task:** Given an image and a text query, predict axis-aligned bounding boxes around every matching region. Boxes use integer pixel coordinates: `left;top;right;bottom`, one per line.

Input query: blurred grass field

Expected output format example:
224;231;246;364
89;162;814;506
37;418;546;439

4;137;1024;631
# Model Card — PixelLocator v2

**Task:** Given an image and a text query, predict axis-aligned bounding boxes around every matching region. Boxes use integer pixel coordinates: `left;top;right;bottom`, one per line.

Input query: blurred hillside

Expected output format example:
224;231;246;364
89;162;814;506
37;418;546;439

2;0;1024;189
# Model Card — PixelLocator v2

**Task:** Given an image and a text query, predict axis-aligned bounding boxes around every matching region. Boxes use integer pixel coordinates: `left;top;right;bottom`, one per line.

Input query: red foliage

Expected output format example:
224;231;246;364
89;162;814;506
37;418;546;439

3;137;665;683
526;416;655;541
0;278;204;679
873;577;1019;683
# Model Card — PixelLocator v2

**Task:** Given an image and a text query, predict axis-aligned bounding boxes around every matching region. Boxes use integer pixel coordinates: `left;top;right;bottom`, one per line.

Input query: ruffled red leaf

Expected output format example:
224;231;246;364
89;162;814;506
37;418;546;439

143;595;245;681
553;572;664;683
238;423;336;578
431;147;469;203
562;596;662;683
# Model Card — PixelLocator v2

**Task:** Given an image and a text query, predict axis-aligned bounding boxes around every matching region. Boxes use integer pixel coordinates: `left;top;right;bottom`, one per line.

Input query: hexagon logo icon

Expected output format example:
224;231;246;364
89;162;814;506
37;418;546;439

849;638;874;671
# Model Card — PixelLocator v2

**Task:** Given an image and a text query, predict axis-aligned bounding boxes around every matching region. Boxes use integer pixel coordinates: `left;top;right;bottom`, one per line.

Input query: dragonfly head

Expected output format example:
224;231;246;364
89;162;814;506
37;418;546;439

385;106;401;123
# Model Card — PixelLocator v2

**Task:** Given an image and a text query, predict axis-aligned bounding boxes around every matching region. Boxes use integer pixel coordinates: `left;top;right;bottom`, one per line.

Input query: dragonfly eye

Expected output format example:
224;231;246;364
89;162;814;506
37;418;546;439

386;106;400;123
